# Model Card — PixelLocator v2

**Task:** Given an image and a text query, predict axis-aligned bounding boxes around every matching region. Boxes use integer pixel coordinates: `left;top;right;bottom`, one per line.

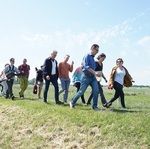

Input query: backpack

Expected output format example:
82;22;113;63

6;65;16;79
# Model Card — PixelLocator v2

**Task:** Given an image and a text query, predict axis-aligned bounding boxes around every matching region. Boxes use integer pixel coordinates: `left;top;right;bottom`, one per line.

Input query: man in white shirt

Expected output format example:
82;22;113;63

43;50;63;104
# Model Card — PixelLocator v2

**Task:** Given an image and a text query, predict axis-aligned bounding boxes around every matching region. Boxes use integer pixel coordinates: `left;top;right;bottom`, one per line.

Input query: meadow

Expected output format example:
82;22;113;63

0;85;150;149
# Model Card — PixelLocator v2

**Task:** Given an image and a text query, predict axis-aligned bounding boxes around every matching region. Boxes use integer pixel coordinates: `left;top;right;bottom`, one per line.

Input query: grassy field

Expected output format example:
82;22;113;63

0;84;150;149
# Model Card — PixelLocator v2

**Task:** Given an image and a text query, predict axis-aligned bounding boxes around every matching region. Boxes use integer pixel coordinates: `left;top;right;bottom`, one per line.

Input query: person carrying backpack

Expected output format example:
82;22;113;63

4;58;19;100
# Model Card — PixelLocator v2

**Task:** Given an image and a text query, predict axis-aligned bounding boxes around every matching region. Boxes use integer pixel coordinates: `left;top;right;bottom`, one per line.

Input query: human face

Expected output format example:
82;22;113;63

10;59;15;65
23;59;27;64
92;47;99;56
64;55;70;62
116;60;123;66
99;57;105;63
51;51;57;59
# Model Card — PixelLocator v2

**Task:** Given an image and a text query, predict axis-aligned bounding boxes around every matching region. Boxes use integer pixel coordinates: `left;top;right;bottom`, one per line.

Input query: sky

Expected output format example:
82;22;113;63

0;0;150;85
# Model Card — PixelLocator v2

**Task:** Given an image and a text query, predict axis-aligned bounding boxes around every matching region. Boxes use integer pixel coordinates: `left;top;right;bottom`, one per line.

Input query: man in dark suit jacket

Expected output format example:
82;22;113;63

43;50;63;104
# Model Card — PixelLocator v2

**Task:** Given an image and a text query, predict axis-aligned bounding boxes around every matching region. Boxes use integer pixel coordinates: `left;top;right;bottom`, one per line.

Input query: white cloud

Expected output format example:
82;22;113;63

138;36;150;49
22;19;132;46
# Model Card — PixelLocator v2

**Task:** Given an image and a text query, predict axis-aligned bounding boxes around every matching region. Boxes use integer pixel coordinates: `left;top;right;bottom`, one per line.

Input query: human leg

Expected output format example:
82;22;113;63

87;92;93;105
59;78;65;94
19;76;24;97
51;75;60;104
71;75;89;107
98;82;107;106
107;81;122;107
90;78;99;109
63;79;70;102
43;79;50;102
119;87;125;108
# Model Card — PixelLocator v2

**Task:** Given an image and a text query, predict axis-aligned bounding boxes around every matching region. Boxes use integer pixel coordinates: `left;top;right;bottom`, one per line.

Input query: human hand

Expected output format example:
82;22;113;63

95;72;101;77
46;75;50;80
108;84;113;89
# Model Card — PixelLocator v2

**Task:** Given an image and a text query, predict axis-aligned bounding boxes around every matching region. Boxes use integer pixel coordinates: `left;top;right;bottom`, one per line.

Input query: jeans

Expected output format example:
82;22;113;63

6;79;14;98
109;81;125;108
87;81;107;105
59;78;70;102
74;82;86;104
44;75;59;103
71;74;99;108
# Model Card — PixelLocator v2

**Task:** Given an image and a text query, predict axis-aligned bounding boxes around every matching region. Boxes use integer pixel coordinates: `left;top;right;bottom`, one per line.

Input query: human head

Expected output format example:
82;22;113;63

97;53;106;62
23;58;27;64
51;50;58;59
64;54;70;63
91;44;99;56
116;58;123;66
10;58;15;65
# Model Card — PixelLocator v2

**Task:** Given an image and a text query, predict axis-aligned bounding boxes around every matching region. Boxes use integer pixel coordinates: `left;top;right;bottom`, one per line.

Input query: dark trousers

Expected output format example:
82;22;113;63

6;79;14;98
74;82;86;104
44;75;59;103
87;81;107;105
109;81;125;108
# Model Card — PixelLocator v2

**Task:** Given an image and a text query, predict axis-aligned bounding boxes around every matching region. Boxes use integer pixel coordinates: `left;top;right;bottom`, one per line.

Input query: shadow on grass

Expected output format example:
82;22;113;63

110;108;143;113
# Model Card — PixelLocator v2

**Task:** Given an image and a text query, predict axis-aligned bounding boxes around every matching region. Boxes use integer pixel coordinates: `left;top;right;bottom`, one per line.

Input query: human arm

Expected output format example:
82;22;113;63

102;73;107;83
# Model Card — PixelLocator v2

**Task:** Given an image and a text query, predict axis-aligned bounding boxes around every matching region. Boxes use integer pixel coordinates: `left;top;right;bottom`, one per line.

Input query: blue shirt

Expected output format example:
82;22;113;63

82;53;96;76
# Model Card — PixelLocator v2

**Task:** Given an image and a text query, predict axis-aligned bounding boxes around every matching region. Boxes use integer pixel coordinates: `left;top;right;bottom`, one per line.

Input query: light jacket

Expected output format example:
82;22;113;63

108;66;133;88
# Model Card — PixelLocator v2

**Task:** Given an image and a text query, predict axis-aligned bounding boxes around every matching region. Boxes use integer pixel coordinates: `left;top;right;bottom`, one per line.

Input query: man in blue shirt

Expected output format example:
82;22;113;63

70;44;100;111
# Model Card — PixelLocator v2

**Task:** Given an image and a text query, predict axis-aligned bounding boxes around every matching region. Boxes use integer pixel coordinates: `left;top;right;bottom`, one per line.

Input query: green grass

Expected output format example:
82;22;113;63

0;85;150;149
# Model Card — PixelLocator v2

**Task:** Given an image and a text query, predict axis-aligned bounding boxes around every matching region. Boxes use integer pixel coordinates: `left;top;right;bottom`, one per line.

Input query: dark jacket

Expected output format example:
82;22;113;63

43;58;59;79
109;66;133;88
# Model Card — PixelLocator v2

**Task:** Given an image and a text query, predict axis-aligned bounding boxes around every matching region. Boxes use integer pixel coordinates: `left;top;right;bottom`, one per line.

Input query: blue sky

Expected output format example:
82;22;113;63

0;0;150;85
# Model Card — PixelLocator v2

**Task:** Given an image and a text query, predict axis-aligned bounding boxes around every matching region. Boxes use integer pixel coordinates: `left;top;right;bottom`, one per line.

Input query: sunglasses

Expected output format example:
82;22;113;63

117;60;123;63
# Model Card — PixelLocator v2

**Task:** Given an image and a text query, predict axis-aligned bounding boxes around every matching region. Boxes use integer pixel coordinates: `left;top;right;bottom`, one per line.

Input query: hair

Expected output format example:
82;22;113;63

116;58;123;63
66;54;70;57
97;53;106;60
91;44;99;49
10;58;15;62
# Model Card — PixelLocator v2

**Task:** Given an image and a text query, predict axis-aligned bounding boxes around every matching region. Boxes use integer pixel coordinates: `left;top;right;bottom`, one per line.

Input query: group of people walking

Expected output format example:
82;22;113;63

0;43;134;111
0;58;30;100
70;44;134;110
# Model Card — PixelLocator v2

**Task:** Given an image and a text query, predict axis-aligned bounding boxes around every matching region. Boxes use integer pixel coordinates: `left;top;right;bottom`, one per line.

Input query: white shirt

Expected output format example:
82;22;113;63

114;67;126;85
51;60;56;75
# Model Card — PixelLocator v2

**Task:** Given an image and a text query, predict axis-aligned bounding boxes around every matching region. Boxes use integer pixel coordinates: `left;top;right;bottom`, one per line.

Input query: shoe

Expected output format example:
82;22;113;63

20;96;24;99
120;107;126;110
56;101;64;105
11;96;15;100
87;102;91;105
106;102;112;108
63;101;68;106
44;100;48;103
69;102;75;109
103;103;109;108
92;107;100;111
19;92;24;99
5;96;9;99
